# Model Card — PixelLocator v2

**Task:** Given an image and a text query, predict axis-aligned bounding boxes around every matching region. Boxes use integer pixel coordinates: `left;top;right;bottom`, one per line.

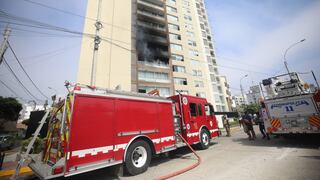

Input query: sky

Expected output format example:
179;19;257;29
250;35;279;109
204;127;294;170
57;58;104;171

0;0;319;104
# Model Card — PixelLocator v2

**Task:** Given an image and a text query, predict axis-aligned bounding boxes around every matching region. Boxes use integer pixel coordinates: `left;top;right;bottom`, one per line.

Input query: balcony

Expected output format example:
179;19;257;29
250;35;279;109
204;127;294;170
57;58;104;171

145;34;168;45
137;21;166;34
138;60;170;69
137;10;166;23
137;0;164;12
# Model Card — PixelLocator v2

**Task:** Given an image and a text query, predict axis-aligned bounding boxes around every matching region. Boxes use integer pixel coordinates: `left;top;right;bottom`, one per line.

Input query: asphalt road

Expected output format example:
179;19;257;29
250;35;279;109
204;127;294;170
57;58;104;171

22;126;320;180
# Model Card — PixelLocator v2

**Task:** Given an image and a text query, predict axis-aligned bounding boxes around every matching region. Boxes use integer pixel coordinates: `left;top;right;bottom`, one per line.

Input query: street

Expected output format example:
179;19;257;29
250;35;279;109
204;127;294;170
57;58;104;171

20;126;320;180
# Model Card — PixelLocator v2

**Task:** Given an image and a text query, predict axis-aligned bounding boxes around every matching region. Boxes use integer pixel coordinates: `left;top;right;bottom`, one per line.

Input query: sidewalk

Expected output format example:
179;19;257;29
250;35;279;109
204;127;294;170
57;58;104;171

0;151;32;179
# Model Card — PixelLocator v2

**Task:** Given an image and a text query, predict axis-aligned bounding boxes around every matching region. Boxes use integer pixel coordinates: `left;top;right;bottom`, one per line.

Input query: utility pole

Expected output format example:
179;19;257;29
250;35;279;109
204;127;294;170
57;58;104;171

90;0;103;86
0;25;11;65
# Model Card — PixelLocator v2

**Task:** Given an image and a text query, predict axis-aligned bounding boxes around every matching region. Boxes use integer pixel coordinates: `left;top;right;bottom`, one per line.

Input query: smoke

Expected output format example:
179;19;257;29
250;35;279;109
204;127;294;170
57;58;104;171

137;28;154;62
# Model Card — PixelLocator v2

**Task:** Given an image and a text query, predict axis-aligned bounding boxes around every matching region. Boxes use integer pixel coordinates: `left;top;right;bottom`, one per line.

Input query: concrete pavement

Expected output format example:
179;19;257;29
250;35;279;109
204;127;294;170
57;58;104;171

7;126;320;180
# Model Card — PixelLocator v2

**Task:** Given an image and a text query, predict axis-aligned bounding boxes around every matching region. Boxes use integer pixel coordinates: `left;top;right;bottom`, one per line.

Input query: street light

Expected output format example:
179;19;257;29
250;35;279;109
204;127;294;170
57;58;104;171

240;74;248;105
283;39;306;75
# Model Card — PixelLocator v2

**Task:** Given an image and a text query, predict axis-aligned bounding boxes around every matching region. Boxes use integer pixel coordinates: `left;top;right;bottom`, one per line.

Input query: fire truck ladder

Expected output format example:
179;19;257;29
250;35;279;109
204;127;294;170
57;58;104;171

10;110;50;180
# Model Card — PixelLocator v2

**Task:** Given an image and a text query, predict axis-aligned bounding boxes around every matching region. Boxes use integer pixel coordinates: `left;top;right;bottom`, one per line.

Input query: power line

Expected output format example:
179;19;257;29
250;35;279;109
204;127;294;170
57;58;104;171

0;79;20;98
3;57;42;102
7;41;49;99
21;0;132;33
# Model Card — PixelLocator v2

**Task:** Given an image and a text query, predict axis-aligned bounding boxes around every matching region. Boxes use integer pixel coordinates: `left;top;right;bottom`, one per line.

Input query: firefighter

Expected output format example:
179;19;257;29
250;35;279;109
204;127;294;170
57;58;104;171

222;115;231;137
242;111;256;140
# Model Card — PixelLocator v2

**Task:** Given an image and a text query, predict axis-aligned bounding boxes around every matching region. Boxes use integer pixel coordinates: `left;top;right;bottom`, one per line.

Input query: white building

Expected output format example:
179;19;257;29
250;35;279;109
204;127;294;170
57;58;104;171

246;85;262;104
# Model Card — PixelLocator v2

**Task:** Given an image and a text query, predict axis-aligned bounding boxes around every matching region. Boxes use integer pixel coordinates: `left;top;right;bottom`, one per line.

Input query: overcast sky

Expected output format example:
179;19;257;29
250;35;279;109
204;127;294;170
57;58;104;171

0;0;319;104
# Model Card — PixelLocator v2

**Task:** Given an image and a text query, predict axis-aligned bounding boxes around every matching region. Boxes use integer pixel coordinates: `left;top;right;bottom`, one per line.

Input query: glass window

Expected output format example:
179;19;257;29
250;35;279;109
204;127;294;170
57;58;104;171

188;40;196;46
175;90;189;95
169;33;181;40
171;54;184;61
167;14;179;22
167;6;177;13
189;103;197;116
174;77;187;85
196;92;206;98
198;104;203;116
173;65;186;73
189;49;199;56
194;80;204;87
186;31;194;37
138;71;169;82
138;86;170;97
190;59;200;66
184;15;192;21
205;105;211;115
192;70;202;77
168;0;176;4
170;43;182;50
168;23;180;31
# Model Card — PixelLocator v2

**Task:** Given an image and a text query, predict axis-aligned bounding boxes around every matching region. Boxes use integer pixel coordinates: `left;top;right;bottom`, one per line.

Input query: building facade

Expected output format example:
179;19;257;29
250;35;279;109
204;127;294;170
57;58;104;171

77;0;230;111
246;85;262;104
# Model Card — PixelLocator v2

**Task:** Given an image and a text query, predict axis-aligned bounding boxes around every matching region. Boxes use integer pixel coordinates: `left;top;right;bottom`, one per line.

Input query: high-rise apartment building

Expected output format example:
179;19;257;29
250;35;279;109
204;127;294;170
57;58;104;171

77;0;230;111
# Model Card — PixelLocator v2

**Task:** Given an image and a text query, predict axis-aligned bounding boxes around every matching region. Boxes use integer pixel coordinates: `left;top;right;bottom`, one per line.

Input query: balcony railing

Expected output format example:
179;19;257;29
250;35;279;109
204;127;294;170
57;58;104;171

137;10;165;22
137;0;164;11
138;60;169;69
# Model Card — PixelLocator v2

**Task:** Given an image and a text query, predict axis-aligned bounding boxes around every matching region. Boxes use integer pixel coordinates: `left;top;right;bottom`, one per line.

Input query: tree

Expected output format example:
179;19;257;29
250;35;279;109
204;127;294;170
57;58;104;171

243;103;261;114
0;96;23;130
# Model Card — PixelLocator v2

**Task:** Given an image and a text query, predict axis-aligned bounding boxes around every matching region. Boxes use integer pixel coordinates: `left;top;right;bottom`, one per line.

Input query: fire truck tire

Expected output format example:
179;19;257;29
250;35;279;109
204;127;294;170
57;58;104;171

124;140;151;175
199;129;210;150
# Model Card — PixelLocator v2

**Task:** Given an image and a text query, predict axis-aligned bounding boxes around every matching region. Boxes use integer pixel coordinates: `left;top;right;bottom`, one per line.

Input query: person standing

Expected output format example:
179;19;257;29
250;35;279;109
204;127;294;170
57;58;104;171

259;102;270;140
222;115;231;137
243;111;256;140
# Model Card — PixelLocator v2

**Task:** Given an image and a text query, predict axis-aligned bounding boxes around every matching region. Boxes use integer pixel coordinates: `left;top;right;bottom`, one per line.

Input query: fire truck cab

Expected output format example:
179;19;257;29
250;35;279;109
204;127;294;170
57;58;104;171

28;85;218;179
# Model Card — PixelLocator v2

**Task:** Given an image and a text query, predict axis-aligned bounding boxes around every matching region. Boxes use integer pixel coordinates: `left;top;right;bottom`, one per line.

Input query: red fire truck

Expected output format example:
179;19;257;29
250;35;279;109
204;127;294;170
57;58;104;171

27;85;219;179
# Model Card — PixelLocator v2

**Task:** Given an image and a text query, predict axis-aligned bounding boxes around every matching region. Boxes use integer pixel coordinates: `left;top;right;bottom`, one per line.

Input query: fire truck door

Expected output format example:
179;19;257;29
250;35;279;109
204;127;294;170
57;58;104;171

188;102;205;140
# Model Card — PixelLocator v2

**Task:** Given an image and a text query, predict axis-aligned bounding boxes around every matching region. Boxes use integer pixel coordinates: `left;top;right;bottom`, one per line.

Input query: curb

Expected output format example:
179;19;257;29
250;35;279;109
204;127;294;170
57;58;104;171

0;167;32;178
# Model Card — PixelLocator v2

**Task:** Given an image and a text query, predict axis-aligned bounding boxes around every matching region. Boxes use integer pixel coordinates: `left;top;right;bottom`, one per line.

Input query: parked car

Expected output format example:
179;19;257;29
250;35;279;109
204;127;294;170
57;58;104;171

0;134;15;150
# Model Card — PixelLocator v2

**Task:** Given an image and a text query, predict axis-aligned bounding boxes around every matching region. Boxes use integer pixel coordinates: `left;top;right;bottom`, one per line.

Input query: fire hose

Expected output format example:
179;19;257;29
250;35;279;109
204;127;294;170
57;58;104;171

154;133;202;180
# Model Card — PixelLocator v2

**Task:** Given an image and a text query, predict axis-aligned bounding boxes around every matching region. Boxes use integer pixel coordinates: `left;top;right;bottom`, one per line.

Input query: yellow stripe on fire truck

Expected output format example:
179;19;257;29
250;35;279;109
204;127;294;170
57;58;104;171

309;116;320;128
270;118;281;128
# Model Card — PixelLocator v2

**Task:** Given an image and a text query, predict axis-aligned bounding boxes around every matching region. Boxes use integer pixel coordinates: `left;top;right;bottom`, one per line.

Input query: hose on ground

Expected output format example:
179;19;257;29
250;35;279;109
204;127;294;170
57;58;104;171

154;133;202;180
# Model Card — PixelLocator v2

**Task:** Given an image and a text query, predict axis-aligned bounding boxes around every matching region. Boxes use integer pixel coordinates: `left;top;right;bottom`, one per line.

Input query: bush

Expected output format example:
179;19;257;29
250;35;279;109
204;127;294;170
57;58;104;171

21;137;44;154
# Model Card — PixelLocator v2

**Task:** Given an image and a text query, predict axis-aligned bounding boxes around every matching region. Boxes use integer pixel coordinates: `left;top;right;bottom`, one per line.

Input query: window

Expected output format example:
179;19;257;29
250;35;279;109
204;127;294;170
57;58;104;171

189;103;197;116
186;31;194;37
196;92;206;98
170;43;182;50
185;23;193;30
210;74;216;82
175;90;188;95
168;0;176;4
138;71;169;82
188;40;196;47
168;23;180;31
198;104;203;116
171;54;184;61
167;6;177;13
174;77;187;85
138;86;170;97
205;105;211;115
192;70;202;77
173;65;186;73
190;59;200;66
169;33;181;40
183;0;190;6
194;80;204;87
189;49;199;56
184;15;192;21
167;14;178;22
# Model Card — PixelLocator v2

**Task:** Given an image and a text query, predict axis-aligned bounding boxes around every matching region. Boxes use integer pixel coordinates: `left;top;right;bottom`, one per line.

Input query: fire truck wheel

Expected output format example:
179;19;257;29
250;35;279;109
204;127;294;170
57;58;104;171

124;140;151;175
199;129;210;150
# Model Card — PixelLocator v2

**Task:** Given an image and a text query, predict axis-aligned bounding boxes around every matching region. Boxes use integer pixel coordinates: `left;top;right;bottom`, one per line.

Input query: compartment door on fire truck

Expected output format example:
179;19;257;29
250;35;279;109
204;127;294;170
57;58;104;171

66;95;115;171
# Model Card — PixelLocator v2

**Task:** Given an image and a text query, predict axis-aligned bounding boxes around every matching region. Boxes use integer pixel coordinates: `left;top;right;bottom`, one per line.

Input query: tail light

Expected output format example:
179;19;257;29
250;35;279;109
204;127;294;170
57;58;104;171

52;166;64;175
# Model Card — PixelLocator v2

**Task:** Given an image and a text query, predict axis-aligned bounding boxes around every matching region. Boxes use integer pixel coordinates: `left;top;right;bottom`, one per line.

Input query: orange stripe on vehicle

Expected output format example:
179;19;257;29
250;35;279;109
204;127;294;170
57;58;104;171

309;118;320;127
